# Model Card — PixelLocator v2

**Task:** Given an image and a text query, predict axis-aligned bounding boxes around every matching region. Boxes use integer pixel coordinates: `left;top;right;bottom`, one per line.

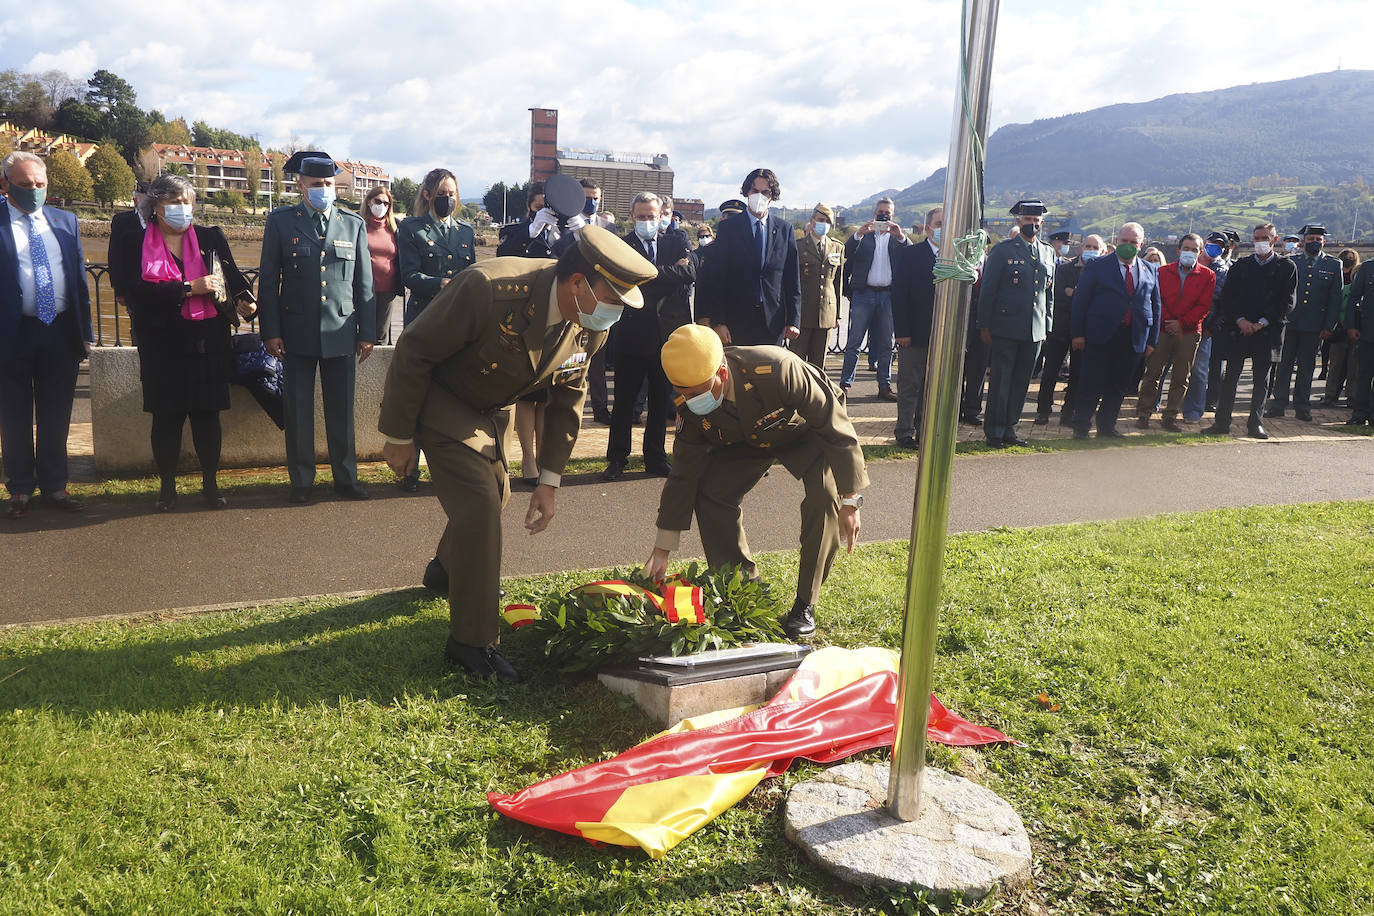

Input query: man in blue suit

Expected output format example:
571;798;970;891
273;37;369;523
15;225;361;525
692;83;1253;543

1070;221;1161;438
258;152;375;503
698;168;800;346
0;152;93;519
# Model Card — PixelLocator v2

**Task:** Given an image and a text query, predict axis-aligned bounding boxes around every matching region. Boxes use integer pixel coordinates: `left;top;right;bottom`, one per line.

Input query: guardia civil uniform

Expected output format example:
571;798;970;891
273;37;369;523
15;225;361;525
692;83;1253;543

653;344;869;628
257;154;375;493
795;212;845;369
398;212;477;325
976;200;1056;445
378;227;655;653
1269;225;1343;419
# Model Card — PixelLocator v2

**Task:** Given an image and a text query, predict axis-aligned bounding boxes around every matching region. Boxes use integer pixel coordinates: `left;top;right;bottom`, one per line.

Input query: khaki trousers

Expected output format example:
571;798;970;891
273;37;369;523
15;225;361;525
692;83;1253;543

793;327;831;369
1136;331;1202;420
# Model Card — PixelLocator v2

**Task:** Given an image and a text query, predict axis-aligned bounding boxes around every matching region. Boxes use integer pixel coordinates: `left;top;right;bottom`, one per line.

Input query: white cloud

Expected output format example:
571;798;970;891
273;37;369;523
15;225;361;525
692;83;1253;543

26;39;98;76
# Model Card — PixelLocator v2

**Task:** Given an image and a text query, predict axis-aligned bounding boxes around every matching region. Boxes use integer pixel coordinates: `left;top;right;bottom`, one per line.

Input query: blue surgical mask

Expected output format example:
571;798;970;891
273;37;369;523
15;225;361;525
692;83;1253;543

635;220;658;241
812;222;829;238
8;185;46;213
306;186;335;211
931;227;942;244
583;197;598;217
161;203;193;231
574;280;623;331
686;383;723;416
1284;241;1298;254
1204;242;1223;259
659;216;671;231
1081;249;1101;261
1178;250;1198;268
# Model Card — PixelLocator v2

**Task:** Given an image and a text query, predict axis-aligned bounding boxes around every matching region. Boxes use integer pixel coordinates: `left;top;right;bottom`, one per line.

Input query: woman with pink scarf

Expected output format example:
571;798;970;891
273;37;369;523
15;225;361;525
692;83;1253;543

121;174;256;510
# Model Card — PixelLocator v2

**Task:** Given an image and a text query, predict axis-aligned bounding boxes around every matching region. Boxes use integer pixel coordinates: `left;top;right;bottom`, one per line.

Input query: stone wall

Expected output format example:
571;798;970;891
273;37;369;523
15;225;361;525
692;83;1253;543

89;346;393;475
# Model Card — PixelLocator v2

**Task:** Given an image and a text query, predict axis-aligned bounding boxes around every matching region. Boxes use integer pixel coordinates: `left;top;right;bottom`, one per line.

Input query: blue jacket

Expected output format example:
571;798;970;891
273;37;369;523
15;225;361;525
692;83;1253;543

698;211;800;344
1071;253;1161;353
0;199;92;361
844;229;911;296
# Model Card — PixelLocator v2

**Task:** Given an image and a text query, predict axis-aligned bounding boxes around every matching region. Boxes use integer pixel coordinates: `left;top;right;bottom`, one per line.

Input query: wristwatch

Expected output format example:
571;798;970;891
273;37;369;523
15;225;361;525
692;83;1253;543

840;494;863;509
182;281;193;298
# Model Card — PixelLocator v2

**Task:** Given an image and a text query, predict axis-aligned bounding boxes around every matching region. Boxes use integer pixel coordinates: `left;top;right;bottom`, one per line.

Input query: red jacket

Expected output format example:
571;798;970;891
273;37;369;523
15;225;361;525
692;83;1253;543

1157;261;1216;333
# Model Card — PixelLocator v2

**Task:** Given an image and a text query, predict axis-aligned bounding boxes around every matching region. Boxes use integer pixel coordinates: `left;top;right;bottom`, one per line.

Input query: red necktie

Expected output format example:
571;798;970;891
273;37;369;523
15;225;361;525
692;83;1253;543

1123;264;1134;325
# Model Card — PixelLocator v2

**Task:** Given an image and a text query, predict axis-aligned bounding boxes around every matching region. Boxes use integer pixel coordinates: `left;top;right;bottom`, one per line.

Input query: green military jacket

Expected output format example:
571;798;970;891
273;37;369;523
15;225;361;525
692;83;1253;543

257;203;375;358
976;234;1056;342
655;346;870;533
378;257;606;473
1288;251;1343;333
398;214;477;316
798;233;845;328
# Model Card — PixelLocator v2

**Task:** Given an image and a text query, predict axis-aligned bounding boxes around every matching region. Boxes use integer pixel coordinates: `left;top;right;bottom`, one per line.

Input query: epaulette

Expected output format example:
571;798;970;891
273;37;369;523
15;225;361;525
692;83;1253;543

457;218;475;229
491;278;534;299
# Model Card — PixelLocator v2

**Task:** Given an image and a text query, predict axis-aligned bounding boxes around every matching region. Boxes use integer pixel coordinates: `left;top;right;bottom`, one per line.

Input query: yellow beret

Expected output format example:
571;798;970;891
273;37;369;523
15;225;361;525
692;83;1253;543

661;325;724;387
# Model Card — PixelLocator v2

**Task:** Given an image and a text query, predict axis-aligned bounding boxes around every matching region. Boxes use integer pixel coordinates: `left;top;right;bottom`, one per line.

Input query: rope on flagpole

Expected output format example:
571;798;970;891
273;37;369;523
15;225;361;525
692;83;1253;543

933;0;990;285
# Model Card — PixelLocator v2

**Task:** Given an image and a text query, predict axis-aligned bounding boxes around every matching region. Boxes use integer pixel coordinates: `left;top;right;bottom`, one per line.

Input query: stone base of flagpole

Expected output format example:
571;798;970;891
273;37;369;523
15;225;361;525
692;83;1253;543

784;761;1031;902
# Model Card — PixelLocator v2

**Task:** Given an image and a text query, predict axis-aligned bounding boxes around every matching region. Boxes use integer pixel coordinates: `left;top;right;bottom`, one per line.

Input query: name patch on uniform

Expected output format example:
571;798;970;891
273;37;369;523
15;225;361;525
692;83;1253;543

751;365;773;375
828;253;841;265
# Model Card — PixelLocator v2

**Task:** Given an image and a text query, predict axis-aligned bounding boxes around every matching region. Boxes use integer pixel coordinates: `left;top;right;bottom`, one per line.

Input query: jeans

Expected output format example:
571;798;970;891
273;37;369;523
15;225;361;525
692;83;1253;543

1181;335;1212;420
840;288;894;388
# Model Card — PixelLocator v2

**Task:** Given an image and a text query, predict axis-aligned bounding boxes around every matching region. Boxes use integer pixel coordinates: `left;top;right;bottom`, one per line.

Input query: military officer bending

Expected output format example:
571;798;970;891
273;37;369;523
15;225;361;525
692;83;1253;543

378;226;656;680
643;325;870;640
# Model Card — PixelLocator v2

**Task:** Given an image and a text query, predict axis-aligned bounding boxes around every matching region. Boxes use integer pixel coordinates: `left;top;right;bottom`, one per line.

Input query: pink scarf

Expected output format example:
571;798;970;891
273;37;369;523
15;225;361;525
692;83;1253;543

141;222;215;321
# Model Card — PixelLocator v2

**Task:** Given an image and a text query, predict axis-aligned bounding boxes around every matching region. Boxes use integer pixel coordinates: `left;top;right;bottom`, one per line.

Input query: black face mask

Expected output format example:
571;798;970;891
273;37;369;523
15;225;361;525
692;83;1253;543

1304;241;1322;257
1019;223;1038;239
433;195;455;218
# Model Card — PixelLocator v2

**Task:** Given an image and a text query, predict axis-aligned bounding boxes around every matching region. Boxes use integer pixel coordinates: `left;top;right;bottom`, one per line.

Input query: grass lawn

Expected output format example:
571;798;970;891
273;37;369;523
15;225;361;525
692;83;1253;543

2;502;1372;915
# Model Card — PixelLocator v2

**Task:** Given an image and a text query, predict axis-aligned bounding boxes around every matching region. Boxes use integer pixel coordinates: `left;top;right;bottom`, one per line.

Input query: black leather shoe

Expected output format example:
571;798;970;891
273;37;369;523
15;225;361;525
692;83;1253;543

592;409;612;425
445;637;521;682
289;487;312;504
959;412;982;425
202;491;227;509
1098;428;1127;439
896;436;918;449
1032;413;1049;426
645;459;673;477
1202;424;1230;436
602;459;627;481
984;438;1007;449
1003;434;1029;447
1295;411;1313;422
334;483;369;500
1248;424;1270;440
42;491;83;512
399;475;420;493
1135;416;1151;429
1263;406;1284;419
1345;416;1370;426
781;601;816;640
1161;418;1184;433
1058;412;1074;427
5;495;30;519
1072;430;1091;440
422;557;448;593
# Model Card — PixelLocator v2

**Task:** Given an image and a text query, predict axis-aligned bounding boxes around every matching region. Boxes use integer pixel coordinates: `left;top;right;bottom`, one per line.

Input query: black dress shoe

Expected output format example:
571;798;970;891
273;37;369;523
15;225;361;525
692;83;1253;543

959;412;982;425
422;557;448;593
1032;413;1049;426
334;483;370;500
781;601;816;640
1345;416;1370;426
445;637;521;682
5;495;30;519
1263;406;1284;419
984;438;1007;449
592;409;612;425
645;459;673;477
1248;424;1270;440
42;491;83;512
1058;412;1074;427
289;487;312;504
1003;435;1029;447
602;459;626;481
1072;430;1091;440
1296;411;1313;422
1098;428;1127;439
399;475;419;493
1202;424;1230;436
896;436;918;449
203;495;227;509
155;486;177;512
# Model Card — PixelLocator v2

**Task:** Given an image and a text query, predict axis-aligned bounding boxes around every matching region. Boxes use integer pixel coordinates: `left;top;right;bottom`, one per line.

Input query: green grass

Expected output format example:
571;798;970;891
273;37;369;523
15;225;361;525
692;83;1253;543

3;503;1373;914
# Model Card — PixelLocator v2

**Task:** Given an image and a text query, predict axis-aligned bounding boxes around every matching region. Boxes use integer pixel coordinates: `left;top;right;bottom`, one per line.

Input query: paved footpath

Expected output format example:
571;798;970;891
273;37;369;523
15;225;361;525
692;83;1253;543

3;433;1370;628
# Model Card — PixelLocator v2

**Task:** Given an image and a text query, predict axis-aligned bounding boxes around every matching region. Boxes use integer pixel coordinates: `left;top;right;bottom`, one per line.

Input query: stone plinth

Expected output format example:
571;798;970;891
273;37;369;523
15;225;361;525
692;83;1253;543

785;761;1030;901
598;645;809;726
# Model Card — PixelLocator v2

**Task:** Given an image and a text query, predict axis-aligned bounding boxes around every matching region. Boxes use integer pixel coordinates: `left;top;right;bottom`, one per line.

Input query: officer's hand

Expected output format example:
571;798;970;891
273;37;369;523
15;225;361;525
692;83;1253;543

1320;329;1334;341
1350;328;1361;342
644;547;670;582
840;506;861;553
357;340;373;363
1071;336;1086;351
980;328;993;346
525;484;556;534
783;325;801;341
716;324;733;344
264;337;285;358
383;440;418;477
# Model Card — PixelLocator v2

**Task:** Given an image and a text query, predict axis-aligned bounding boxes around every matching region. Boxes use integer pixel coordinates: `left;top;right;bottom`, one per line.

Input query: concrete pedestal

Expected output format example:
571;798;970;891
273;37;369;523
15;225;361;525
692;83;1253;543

785;761;1030;902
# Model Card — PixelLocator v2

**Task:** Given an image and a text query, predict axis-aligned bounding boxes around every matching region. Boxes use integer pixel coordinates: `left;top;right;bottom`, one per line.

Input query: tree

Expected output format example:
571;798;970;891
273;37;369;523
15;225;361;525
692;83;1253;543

222;190;246;213
482;181;529;224
391;176;418;215
147;116;192;146
86;69;137;113
45;150;94;202
103;100;149;163
191;158;209;198
86;144;136;206
134;146;161;182
55;98;102;139
268;150;286;206
242;147;263;213
37;70;82;109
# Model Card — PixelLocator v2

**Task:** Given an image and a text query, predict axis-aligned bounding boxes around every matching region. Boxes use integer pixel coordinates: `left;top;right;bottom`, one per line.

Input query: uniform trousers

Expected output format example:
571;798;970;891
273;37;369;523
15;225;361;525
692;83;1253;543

961;323;990;418
282;352;358;489
1351;339;1374;421
983;336;1039;442
1035;335;1079;419
894;345;927;441
1136;331;1202;420
1075;324;1143;434
1271;329;1322;412
1324;339;1357;403
422;428;510;647
0;317;80;497
793;327;831;369
695;441;839;606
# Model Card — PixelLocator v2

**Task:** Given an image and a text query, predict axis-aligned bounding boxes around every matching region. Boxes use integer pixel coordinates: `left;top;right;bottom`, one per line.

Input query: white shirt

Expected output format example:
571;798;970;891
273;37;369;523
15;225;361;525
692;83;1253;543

8;204;69;318
1118;257;1137;290
867;232;894;288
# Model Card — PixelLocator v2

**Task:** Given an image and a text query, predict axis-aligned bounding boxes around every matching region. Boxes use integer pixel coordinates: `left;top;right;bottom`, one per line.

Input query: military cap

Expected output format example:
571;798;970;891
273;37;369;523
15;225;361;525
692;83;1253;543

283;150;340;176
1223;230;1241;245
719;199;746;217
576;224;656;309
812;202;835;222
661;324;725;388
1205;230;1229;245
1284;233;1301;243
1049;230;1072;242
1300;224;1328;236
1009;199;1048;216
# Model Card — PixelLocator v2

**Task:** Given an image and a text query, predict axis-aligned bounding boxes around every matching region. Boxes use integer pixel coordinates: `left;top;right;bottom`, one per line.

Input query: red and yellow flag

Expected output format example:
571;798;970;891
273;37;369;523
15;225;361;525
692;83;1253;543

501;604;539;629
660;585;706;625
489;647;1016;858
572;580;664;612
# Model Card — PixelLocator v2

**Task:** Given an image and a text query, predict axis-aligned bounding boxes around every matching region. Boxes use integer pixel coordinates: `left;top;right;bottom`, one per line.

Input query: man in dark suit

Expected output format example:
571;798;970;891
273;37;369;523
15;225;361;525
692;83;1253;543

842;198;909;399
890;206;941;446
106;181;148;336
697;168;800;346
1070;221;1162;439
604;192;696;480
1037;232;1100;425
0;151;93;518
1204;223;1297;439
258;152;376;502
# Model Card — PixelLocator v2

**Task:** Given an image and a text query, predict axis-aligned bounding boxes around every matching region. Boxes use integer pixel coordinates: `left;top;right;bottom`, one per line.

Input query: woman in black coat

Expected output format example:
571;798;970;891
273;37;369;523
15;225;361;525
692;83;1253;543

120;174;256;510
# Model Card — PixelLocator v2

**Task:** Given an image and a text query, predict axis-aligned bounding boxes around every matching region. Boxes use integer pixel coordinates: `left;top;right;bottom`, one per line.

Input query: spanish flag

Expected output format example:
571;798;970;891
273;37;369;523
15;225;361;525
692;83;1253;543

660;585;706;625
501;604;539;629
488;647;1015;858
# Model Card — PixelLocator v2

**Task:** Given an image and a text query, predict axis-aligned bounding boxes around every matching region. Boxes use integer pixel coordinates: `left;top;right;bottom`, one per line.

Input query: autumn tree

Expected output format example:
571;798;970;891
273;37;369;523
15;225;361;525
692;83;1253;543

243;147;263;213
45;150;94;202
86;144;136;206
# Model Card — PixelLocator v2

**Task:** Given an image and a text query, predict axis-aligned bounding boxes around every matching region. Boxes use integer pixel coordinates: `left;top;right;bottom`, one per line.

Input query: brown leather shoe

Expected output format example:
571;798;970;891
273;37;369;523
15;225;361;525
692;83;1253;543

1135;416;1151;429
5;495;31;519
878;388;898;402
41;491;83;512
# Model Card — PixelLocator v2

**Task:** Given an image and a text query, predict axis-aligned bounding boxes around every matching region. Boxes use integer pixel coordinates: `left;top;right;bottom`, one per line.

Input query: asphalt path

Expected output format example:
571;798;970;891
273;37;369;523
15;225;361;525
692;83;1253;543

3;437;1370;627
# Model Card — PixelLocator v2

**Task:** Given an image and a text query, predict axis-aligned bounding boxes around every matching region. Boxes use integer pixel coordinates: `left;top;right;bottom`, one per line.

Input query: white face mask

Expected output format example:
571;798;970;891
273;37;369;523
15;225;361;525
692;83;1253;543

1254;241;1273;257
747;192;770;217
369;202;389;218
697;237;712;246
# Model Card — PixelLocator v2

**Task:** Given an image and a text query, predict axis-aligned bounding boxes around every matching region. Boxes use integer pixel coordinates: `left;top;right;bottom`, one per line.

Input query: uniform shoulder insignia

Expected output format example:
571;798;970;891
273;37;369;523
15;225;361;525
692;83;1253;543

457;218;474;229
337;208;363;223
751;364;773;375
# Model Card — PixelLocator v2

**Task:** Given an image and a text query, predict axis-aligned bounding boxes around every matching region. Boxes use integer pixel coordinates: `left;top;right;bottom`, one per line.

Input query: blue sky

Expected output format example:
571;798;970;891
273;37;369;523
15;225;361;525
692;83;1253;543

5;0;1367;215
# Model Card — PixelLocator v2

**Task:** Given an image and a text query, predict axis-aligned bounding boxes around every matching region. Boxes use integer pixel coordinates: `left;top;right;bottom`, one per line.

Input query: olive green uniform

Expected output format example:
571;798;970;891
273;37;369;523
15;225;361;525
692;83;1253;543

795;234;845;367
654;346;869;605
976;234;1056;442
378;258;606;646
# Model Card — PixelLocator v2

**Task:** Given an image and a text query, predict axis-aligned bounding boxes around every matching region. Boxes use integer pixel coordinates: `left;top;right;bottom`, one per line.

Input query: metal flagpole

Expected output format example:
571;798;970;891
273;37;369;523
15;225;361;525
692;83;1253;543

887;0;1001;820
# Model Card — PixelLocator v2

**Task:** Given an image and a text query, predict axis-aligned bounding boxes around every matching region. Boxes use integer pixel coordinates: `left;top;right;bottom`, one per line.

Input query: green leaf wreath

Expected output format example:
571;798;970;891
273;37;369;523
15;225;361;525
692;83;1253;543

520;564;786;673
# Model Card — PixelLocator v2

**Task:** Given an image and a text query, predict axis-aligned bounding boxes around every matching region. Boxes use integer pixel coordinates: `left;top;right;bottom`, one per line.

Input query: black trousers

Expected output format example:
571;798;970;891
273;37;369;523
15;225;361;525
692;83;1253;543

150;409;221;487
961;326;991;417
1351;338;1374;421
1213;337;1273;430
1271;329;1322;412
0;317;81;497
1074;324;1142;434
607;341;670;464
1036;335;1080;417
